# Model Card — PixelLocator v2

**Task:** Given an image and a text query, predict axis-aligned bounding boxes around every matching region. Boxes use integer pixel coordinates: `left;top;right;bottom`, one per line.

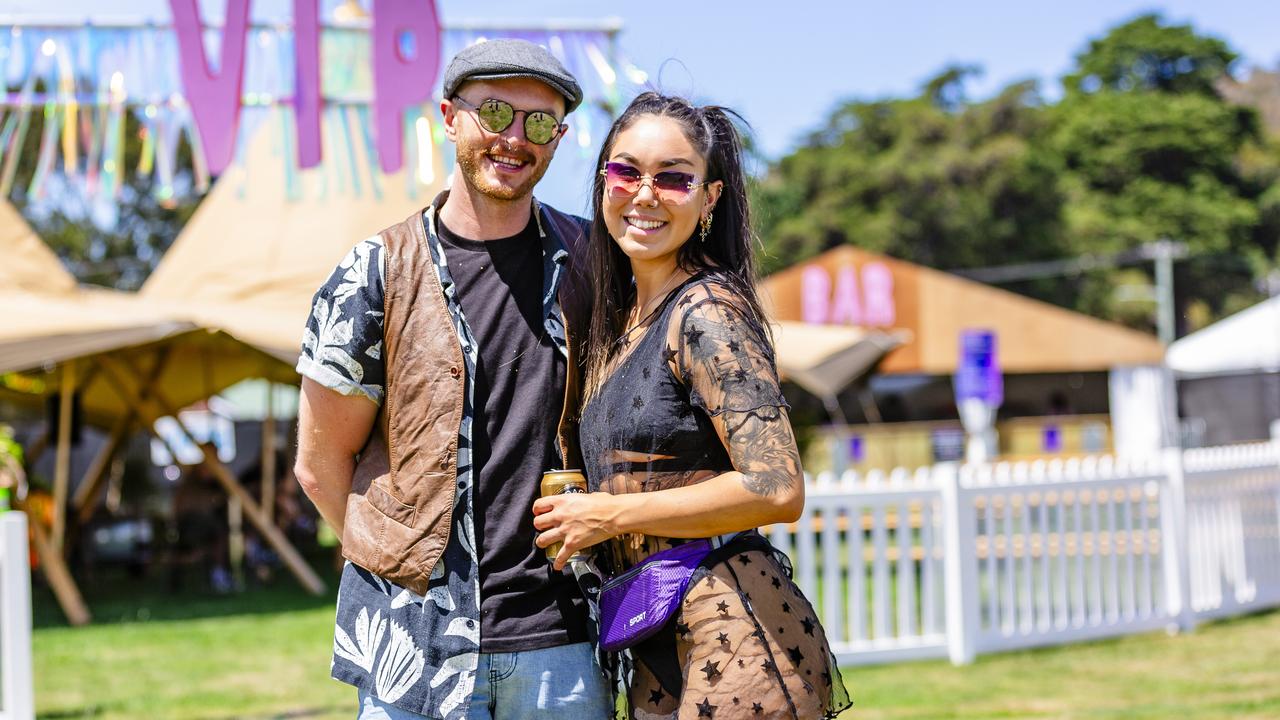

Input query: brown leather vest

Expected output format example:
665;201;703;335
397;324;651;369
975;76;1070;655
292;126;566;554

340;204;589;596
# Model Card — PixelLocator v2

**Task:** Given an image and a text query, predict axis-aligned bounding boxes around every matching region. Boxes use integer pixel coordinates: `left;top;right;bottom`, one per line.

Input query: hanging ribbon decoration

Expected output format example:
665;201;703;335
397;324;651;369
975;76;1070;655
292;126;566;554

0;11;640;209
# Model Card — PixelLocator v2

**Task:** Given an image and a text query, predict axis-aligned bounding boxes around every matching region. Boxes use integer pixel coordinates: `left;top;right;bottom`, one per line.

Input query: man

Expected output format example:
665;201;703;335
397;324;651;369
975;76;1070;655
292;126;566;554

294;39;606;719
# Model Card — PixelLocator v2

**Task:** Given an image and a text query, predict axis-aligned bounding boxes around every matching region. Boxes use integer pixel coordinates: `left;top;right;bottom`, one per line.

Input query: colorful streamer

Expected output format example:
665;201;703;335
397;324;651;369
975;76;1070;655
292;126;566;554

0;20;640;210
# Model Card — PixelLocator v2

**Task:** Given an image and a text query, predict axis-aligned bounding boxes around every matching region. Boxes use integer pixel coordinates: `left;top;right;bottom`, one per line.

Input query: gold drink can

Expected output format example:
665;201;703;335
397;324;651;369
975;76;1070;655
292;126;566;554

541;470;588;561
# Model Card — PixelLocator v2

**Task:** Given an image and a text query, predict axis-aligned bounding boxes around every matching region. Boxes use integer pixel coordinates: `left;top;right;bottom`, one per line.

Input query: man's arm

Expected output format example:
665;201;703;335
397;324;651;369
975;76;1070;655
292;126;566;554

294;377;379;541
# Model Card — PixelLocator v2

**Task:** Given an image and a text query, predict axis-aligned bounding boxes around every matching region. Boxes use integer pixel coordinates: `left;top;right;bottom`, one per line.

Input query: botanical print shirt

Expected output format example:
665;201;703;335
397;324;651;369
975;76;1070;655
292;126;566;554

296;196;571;718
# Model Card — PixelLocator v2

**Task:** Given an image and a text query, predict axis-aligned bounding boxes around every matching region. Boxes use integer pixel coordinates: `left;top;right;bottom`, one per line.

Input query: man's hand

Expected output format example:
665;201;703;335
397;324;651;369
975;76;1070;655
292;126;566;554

295;377;379;541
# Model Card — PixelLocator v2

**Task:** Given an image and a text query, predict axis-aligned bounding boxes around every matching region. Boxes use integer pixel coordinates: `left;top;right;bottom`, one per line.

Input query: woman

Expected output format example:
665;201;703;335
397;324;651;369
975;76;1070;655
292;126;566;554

533;92;851;719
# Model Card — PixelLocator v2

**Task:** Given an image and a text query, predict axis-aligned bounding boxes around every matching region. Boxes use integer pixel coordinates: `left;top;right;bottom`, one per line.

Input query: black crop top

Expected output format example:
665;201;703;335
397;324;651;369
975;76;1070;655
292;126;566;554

579;273;790;497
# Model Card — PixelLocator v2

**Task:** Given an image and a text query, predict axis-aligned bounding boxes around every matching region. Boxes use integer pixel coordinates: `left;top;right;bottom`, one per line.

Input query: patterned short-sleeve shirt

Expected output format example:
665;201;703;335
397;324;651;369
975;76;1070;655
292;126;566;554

297;195;572;718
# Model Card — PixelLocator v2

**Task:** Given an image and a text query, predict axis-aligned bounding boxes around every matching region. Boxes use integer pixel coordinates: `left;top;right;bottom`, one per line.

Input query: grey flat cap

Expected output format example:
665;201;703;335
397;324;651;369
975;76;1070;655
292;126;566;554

443;38;583;114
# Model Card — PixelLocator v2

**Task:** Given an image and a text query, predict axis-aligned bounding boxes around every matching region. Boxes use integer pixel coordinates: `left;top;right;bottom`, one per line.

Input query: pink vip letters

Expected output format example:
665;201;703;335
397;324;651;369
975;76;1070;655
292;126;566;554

170;0;440;175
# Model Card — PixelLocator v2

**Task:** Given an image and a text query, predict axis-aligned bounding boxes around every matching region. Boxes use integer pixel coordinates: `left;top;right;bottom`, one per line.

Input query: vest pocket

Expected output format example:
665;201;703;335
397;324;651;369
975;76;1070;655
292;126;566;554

365;481;418;527
341;471;455;596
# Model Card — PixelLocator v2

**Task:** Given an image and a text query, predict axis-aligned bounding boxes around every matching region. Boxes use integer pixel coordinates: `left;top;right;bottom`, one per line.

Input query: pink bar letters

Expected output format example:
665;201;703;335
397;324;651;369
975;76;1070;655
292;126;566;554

799;261;897;327
802;265;832;324
862;262;896;326
829;265;863;325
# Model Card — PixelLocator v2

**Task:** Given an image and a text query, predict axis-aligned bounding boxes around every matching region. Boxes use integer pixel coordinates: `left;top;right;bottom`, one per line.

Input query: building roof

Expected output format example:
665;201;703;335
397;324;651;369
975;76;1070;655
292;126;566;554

761;245;1165;375
141;125;440;362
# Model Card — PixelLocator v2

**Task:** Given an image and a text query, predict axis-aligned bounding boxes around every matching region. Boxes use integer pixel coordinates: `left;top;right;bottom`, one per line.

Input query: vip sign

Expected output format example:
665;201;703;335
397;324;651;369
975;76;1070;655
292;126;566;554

801;262;896;327
170;0;440;175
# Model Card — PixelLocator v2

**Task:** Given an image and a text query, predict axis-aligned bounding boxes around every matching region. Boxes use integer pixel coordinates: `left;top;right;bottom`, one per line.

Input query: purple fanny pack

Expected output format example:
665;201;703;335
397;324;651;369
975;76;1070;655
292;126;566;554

597;539;714;652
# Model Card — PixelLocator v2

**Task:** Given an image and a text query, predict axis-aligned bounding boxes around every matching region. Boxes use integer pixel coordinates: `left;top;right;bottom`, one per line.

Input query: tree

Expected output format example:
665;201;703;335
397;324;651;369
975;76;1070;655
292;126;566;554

1064;14;1237;96
754;13;1280;335
1052;14;1275;330
754;69;1069;288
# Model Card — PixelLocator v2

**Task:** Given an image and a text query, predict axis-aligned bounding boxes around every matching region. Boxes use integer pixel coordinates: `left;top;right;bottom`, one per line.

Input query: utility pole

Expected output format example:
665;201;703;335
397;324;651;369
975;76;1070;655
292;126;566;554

1145;239;1189;346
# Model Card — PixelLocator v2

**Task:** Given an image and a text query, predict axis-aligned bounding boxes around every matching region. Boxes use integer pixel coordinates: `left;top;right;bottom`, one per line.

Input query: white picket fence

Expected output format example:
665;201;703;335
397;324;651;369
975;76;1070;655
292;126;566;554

0;512;33;720
1;446;1274;712
766;440;1280;666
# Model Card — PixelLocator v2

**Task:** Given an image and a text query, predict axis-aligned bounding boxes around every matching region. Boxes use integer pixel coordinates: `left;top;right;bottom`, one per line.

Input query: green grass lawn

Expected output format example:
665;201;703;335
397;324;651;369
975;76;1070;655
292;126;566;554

33;565;1280;719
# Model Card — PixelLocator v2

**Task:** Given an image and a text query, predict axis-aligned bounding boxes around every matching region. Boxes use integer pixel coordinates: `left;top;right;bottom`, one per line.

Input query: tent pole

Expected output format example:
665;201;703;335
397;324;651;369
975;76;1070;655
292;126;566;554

23;429;49;469
822;393;849;425
72;412;133;525
51;359;76;554
262;381;277;527
95;357;325;595
16;497;90;625
174;407;323;595
74;349;171;527
857;384;883;424
228;492;244;588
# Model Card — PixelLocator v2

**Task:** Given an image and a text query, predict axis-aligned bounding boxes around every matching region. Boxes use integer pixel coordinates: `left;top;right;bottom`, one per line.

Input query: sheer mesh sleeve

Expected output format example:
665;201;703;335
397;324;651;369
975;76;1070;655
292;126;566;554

672;291;788;418
667;280;800;498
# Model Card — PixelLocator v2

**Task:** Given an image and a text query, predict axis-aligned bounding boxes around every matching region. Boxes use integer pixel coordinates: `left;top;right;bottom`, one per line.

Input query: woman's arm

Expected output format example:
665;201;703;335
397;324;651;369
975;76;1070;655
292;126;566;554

533;414;803;570
534;286;804;570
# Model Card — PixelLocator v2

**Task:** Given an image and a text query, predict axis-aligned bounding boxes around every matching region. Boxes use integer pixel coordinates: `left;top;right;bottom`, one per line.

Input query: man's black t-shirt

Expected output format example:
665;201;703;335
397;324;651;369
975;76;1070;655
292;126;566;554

436;214;588;653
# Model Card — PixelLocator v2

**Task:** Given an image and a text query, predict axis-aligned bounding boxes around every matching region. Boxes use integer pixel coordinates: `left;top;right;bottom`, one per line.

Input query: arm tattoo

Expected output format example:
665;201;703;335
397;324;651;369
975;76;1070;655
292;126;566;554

725;408;801;497
678;294;800;498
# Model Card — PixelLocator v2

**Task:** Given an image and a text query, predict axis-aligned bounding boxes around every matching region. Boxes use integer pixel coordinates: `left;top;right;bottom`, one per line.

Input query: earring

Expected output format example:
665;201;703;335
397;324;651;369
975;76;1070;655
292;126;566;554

699;212;713;242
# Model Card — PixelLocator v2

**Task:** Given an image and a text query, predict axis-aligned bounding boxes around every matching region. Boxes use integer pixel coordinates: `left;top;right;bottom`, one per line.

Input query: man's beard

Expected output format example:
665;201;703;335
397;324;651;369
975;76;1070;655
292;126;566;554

454;136;550;202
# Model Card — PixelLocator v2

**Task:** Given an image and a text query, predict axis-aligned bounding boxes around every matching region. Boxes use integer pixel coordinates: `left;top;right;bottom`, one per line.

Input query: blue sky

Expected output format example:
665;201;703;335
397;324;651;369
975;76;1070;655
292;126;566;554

8;1;1280;211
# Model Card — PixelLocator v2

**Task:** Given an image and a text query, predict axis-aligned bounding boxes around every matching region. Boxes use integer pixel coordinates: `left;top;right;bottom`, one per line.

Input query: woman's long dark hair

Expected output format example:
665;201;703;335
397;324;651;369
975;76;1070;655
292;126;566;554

582;92;770;398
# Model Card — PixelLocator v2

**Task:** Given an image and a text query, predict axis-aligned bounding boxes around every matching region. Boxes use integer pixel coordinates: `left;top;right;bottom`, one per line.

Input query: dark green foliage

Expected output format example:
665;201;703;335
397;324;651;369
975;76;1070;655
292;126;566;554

1063;13;1237;96
754;72;1068;282
753;13;1280;334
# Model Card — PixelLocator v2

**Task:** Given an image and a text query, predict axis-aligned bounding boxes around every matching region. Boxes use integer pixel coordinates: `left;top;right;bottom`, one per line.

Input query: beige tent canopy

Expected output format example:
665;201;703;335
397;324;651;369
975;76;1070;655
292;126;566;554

141;126;441;361
762;245;1164;375
0;126;438;618
0;199;199;389
772;321;910;420
0;199;77;294
0;201;279;430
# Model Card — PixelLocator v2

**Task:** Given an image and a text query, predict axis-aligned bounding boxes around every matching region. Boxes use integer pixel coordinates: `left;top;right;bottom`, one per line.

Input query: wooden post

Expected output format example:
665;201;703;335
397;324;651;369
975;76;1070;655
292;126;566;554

51;359;76;554
228;493;244;588
72;412;133;525
74;351;169;526
17;498;90;626
23;428;49;469
262;382;277;526
96;357;325;595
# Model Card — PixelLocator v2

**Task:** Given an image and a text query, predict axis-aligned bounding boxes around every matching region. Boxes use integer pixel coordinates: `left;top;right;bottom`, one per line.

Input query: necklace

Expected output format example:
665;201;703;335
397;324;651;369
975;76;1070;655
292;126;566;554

614;271;688;347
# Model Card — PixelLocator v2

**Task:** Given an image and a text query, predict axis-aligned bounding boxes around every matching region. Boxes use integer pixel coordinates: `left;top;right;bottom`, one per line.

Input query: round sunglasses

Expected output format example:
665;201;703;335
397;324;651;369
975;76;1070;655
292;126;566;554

599;161;706;203
451;96;564;145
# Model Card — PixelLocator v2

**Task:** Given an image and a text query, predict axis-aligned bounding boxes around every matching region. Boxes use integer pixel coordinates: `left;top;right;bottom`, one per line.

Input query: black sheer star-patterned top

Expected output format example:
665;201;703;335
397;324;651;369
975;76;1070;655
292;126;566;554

579;272;852;720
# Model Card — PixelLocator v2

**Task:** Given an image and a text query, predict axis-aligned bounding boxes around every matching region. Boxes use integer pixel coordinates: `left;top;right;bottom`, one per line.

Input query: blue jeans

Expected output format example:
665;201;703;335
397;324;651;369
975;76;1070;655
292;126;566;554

357;641;611;719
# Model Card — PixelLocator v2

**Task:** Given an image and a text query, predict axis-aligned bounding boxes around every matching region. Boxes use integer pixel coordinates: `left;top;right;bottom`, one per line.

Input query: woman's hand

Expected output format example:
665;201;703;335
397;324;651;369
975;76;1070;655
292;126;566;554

532;491;627;571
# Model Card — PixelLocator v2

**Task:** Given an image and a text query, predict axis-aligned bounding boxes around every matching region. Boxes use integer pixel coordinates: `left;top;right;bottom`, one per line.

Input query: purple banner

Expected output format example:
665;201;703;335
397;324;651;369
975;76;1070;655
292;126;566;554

954;329;1003;406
